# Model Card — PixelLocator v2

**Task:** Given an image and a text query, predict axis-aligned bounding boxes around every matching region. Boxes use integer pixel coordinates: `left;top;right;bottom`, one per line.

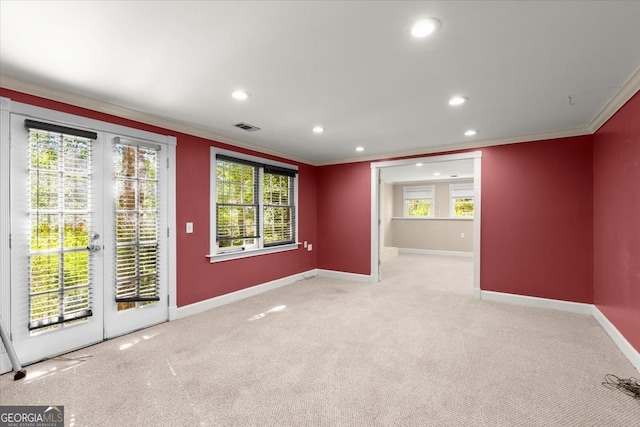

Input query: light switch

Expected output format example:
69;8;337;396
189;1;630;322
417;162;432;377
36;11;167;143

186;222;194;234
303;241;308;248
460;232;465;238
308;243;313;251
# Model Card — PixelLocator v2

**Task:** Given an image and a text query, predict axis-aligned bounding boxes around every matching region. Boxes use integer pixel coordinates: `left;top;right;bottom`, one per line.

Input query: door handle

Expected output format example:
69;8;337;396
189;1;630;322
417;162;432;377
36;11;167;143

87;244;102;252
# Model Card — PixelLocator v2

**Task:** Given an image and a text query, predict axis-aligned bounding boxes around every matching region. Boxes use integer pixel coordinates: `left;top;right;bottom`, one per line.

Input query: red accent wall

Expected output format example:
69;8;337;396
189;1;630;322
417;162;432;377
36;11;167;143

480;136;594;302
593;90;640;352
5;88;637;354
1;88;318;307
316;162;371;274
175;134;317;306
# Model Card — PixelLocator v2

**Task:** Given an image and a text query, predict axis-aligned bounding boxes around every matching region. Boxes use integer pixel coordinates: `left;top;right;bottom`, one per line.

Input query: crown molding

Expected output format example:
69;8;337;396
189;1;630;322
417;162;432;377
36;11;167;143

317;127;591;166
3;67;638;168
0;74;315;166
587;66;640;133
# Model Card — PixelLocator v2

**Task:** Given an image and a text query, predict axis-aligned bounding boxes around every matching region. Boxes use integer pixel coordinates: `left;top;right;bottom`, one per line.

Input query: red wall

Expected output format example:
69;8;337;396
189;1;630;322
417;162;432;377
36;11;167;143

480;136;594;302
4;88;637;354
593;91;640;352
314;137;595;303
175;134;317;306
1;88;318;307
316;162;371;274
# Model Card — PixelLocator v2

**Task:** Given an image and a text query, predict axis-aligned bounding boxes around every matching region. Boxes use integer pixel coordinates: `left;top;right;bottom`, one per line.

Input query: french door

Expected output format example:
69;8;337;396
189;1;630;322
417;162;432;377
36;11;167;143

9;113;169;365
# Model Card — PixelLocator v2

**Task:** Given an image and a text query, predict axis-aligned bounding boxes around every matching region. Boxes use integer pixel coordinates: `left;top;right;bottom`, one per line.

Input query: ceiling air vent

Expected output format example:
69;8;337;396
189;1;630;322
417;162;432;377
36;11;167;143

233;122;261;132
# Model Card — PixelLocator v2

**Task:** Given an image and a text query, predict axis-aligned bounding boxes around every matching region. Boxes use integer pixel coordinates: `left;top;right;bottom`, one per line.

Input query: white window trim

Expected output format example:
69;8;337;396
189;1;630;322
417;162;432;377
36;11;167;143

403;185;434;218
208;147;299;263
450;183;474;218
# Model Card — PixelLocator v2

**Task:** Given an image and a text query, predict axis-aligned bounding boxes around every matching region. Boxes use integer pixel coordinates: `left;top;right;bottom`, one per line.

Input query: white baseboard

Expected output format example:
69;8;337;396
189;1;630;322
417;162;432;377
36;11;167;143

317;269;374;283
480;290;639;373
480;291;593;315
592;306;640;373
174;269;318;320
399;248;473;258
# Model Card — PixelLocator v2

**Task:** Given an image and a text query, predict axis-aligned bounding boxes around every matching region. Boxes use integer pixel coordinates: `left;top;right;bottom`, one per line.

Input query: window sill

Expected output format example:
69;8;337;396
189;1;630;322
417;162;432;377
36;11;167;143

206;242;301;263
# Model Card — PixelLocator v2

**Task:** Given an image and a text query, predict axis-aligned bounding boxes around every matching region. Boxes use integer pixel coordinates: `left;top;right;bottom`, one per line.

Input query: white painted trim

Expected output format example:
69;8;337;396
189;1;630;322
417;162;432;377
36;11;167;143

173;270;318;320
371;151;483;170
371;167;380;282
317;269;375;283
0;97;11;372
592;306;640;373
473;155;482;299
167;137;178;321
480;291;593;315
588;66;640;133
398;248;473;258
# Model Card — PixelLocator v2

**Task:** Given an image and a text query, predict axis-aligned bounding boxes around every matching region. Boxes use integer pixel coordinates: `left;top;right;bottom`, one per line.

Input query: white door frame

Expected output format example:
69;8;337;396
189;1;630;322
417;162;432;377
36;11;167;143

370;151;482;298
0;97;177;372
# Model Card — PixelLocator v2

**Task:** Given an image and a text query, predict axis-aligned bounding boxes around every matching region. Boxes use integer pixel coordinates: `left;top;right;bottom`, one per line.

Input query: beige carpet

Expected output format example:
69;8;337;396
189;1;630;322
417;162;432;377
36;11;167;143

1;254;638;426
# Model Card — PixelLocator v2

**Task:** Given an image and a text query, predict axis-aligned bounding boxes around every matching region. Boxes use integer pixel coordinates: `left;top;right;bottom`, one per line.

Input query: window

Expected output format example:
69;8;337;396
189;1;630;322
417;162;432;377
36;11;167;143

210;149;298;260
26;121;96;331
404;186;434;217
450;183;474;217
113;138;161;311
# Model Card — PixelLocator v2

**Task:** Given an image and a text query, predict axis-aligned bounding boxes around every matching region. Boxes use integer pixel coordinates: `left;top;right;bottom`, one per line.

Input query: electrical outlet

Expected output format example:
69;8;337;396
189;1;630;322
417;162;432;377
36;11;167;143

460;232;465;238
308;244;313;251
304;241;308;248
186;222;194;234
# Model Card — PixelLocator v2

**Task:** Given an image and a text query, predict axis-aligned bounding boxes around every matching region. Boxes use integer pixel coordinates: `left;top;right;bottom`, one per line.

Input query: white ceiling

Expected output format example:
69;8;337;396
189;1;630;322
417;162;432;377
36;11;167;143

1;1;639;165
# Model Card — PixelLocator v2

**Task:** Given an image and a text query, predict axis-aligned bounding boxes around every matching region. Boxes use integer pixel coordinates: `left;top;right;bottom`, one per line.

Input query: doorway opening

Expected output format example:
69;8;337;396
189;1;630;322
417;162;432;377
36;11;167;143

370;151;482;297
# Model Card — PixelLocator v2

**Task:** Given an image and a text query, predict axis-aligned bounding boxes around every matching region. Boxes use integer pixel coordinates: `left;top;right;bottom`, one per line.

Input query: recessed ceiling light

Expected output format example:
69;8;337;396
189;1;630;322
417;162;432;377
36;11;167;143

355;146;364;152
411;18;441;38
464;129;478;136
312;126;324;134
416;163;423;167
448;96;468;106
231;90;250;100
433;172;441;176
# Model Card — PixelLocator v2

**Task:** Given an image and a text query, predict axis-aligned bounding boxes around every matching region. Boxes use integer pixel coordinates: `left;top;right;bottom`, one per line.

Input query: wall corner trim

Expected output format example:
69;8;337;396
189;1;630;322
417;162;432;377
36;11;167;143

588;66;640;133
592;306;640;373
174;269;318;320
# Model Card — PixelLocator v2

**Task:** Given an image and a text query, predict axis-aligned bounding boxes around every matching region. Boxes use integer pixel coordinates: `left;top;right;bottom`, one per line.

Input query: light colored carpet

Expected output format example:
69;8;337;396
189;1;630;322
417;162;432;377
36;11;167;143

1;254;638;426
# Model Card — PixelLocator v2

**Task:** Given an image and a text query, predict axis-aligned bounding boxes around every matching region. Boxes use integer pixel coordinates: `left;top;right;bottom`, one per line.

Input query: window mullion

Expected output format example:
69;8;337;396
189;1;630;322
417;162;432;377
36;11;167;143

258;167;264;249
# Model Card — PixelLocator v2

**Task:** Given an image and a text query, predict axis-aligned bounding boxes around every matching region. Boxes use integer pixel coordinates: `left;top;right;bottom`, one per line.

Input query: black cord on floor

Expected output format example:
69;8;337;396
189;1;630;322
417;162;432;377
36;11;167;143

603;374;640;403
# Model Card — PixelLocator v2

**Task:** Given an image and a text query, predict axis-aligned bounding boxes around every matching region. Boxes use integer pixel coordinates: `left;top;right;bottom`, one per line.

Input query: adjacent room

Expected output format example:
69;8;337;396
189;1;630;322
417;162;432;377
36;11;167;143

0;1;639;426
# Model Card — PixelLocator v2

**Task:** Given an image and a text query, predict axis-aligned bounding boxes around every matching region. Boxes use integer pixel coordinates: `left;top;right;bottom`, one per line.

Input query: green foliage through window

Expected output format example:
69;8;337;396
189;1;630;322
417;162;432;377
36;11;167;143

453;197;474;217
214;156;297;252
28;128;92;330
407;199;431;217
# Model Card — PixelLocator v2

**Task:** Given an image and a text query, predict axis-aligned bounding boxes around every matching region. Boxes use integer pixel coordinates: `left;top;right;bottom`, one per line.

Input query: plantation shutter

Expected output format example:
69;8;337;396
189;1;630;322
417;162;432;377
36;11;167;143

25;120;97;330
113;137;162;306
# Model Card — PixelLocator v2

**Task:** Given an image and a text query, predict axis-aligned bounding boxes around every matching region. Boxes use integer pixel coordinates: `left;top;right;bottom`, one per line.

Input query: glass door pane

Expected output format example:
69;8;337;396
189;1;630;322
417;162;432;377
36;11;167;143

10;114;104;366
